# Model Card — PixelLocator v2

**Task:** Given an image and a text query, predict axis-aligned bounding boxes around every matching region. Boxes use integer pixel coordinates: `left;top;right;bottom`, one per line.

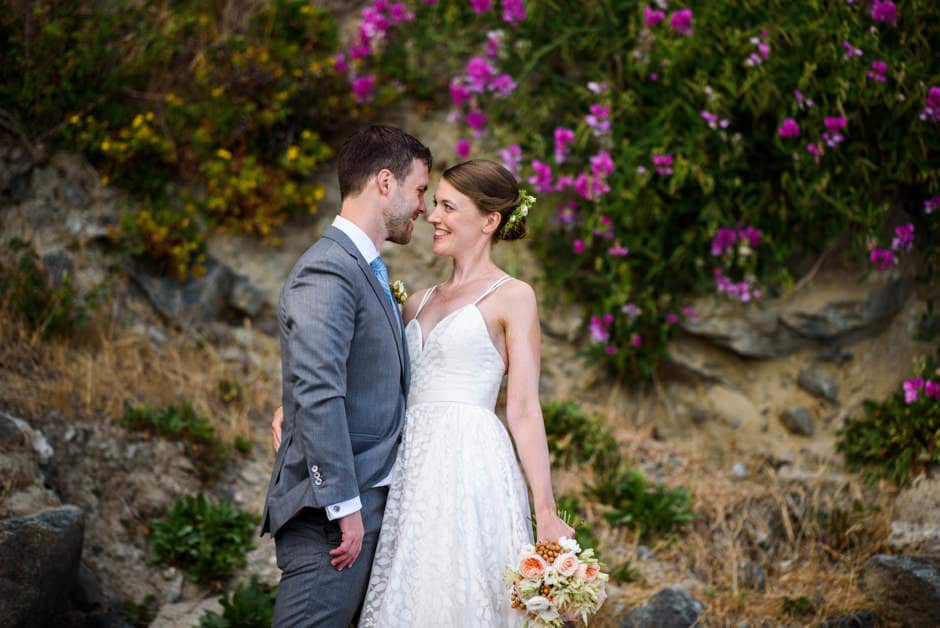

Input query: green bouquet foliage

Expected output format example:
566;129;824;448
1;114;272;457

148;494;258;584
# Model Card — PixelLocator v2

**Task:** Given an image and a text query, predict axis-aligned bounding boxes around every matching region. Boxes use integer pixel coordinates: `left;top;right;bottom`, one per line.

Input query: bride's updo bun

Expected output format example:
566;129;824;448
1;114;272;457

442;159;528;241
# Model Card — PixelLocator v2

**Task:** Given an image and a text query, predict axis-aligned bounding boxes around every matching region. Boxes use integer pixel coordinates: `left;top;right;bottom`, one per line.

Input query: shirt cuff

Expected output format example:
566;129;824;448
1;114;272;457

325;495;362;521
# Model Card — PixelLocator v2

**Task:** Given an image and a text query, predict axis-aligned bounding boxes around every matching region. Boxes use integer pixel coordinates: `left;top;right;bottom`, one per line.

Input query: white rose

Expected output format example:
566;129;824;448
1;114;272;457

559;537;581;554
524;595;551;613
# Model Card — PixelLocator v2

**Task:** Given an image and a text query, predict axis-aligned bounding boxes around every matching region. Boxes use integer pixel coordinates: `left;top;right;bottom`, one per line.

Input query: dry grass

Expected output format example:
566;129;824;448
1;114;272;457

552;415;894;626
0;300;281;447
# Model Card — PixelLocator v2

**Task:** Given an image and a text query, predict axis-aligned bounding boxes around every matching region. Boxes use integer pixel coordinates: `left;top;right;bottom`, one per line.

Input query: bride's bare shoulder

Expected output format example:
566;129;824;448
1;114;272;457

497;278;538;319
402;286;433;323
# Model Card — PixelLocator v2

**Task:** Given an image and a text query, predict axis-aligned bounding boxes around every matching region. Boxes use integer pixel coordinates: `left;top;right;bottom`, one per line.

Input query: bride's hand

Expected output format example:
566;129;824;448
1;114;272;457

536;509;576;543
272;405;283;449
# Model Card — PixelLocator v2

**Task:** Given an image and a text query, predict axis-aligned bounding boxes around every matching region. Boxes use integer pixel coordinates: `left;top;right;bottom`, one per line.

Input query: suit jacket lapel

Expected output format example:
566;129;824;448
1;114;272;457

322;227;406;378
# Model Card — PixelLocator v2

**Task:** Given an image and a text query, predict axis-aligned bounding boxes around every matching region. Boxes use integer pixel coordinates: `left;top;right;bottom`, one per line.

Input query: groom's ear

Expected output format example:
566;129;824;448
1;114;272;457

375;168;395;197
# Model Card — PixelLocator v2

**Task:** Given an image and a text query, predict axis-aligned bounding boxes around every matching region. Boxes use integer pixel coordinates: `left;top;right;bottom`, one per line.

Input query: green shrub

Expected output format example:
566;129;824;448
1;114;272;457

588;466;697;540
836;353;940;486
199;576;277;628
234;435;253;456
372;0;940;384
542;400;619;469
781;595;815;618
0;239;97;338
121;401;231;481
148;495;258;584
121;594;158;628
610;560;639;585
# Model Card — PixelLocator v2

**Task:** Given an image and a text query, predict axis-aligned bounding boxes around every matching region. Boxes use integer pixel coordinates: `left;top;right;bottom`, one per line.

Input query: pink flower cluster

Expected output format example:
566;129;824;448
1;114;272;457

644;6;665;27
700;110;729;130
924;196;940;215
778;118;801;138
499;144;522;177
842;39;863;61
669;8;694;36
903;378;940;404
338;1;417;103
867;60;888;83
794;90;815;109
714;267;762;302
870;0;897;25
586;104;611;136
469;0;526;25
744;32;771;67
554;127;576;163
870;223;915;271
920;86;940;123
589;313;614;343
710;225;762;256
822;116;847;148
652;153;673;176
449;52;518;156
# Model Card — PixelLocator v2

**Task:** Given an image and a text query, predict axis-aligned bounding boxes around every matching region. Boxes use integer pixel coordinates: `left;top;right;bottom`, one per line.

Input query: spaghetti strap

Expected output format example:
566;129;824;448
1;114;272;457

472;275;513;306
414;285;438;318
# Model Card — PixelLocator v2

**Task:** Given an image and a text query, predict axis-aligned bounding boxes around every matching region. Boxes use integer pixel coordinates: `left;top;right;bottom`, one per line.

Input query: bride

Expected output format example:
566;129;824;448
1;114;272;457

359;159;573;626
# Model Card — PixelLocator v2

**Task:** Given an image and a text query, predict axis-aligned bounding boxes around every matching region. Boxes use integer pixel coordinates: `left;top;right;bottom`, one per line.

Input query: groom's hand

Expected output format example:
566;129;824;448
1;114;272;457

329;511;364;571
271;406;283;449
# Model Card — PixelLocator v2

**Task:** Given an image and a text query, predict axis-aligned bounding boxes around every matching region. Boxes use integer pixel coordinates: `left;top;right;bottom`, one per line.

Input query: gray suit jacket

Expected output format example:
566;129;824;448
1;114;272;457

261;226;409;537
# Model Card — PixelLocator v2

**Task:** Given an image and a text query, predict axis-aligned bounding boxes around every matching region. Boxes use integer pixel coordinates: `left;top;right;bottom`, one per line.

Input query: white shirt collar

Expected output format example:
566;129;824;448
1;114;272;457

332;215;379;263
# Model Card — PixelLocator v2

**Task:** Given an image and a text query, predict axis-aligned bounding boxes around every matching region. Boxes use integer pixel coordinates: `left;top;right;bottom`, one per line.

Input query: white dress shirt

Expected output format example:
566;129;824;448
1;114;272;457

324;215;395;521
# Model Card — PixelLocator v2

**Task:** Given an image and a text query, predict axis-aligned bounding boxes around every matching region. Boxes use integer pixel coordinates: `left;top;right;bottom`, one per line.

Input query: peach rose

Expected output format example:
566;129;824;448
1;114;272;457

583;562;600;581
554;552;579;577
519;554;547;579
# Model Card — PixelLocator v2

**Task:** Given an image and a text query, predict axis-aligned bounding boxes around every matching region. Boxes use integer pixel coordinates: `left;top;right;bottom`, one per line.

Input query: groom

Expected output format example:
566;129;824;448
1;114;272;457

261;125;431;627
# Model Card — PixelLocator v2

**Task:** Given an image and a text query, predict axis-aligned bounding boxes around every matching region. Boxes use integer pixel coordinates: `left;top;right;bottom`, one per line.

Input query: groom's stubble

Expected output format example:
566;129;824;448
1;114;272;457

383;188;415;245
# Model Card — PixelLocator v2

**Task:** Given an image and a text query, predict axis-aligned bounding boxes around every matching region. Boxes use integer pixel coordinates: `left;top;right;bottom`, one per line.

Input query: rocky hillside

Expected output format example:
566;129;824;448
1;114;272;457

2;119;939;627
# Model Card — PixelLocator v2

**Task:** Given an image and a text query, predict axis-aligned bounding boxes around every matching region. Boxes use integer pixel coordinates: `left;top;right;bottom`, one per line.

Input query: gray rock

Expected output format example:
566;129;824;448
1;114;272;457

779;406;815;436
151;596;222;628
0;505;85;628
3;413;55;465
0;412;24;444
819;610;878;628
130;256;235;325
888;478;940;557
229;274;267;318
737;561;766;591
622;587;705;628
859;554;940;627
797;367;839;403
73;563;102;611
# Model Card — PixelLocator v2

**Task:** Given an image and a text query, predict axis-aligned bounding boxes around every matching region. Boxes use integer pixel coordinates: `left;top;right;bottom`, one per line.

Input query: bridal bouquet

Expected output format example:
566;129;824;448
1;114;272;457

505;537;608;626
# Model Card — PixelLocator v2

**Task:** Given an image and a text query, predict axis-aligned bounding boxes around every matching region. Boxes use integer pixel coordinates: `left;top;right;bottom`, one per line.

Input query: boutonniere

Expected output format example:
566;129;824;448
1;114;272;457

390;279;408;305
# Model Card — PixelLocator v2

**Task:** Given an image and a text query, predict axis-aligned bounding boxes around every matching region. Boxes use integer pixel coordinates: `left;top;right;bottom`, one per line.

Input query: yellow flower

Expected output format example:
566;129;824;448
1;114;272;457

314;185;325;200
286;146;299;161
100;176;110;186
301;130;312;140
145;111;155;121
216;148;232;160
132;114;144;128
300;5;313;14
68;114;80;125
100;139;111;152
211;86;225;98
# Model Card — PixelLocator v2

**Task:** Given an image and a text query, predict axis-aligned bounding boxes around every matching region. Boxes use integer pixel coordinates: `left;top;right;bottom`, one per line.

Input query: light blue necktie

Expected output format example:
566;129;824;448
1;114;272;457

369;256;402;331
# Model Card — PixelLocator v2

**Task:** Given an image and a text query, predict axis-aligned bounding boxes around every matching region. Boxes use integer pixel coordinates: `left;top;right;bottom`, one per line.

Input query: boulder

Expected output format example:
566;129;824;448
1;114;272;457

228;274;267;318
779;406;815;436
818;610;878;628
859;554;940;627
888;478;940;557
797;367;839;403
0;505;85;628
621;587;705;628
130;256;236;326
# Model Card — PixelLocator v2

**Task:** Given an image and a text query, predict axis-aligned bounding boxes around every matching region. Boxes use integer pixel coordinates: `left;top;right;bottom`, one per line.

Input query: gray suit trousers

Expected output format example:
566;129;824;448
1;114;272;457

272;487;388;627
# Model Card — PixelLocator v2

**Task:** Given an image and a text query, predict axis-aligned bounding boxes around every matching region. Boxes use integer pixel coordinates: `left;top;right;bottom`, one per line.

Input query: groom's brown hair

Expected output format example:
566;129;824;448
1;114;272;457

337;125;432;200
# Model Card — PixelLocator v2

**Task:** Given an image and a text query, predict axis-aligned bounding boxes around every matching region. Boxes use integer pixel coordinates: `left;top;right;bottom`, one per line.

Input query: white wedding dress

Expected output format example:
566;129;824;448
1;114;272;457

360;276;532;627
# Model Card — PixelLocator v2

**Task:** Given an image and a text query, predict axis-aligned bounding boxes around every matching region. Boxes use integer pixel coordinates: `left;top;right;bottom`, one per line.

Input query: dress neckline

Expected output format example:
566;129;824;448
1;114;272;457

408;305;505;369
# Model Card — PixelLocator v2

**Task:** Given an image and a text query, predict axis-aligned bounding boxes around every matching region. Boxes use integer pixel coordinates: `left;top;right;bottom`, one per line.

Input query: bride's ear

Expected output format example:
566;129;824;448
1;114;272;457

482;211;501;236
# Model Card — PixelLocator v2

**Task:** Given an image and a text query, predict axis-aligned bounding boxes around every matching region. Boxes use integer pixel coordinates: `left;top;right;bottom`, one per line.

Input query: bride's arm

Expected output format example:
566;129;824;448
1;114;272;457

502;281;575;542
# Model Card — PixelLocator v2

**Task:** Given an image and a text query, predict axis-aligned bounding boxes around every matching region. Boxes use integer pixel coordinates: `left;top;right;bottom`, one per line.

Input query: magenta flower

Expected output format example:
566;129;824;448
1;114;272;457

498;144;522;177
824;116;847;133
903;378;924;404
924;196;940;215
465;110;488;136
608;245;629;257
806;142;824;161
867;60;888;82
574;173;591;200
352;75;375;103
466;56;495;92
585;104;611;136
823;116;847;148
449;80;472;108
587;81;608;94
711;228;737;256
605;345;618;355
891;223;914;251
648;72;659;82
527;160;554;193
554;175;575;192
869;247;895;271
455;138;471;159
778;118;801;138
871;0;897;25
554;127;576;164
333;53;349;74
738;225;762;248
669;8;693;35
622;303;640;319
681;306;698;322
589;316;610;343
925;380;940;399
603;312;614;326
470;0;493;13
556;201;578;226
666;312;679;325
921;86;940;123
573;239;586;254
842;40;863;60
652;153;673;176
593;214;615;239
630;333;643;348
590;150;615;177
644;6;666;27
388;2;414;23
486;30;504;58
489;74;517;96
501;0;527;25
